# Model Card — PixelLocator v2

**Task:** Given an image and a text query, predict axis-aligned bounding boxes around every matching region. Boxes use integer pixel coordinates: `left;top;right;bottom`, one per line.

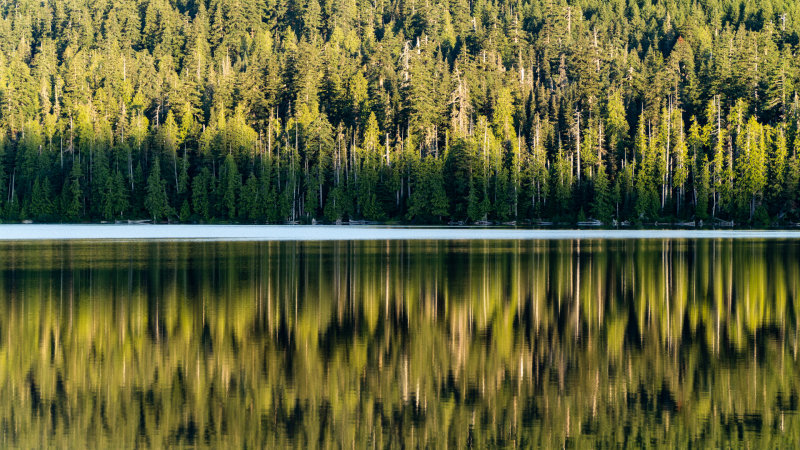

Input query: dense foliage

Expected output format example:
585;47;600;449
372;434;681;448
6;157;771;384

1;0;800;223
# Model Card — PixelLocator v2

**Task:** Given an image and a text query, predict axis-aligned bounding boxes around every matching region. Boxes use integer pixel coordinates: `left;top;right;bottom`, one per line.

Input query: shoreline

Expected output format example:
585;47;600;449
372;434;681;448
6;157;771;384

1;224;800;241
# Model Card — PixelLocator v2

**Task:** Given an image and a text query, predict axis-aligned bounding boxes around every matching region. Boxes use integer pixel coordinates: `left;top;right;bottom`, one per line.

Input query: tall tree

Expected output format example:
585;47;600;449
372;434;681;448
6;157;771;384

145;158;171;222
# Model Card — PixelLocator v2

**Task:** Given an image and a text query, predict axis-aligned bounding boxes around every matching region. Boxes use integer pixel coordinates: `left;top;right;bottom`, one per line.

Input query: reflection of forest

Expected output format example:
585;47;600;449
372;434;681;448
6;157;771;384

0;239;798;447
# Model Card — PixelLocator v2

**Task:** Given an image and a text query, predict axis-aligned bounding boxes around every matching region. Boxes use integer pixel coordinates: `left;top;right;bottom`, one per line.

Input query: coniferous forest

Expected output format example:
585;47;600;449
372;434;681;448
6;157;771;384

1;0;800;225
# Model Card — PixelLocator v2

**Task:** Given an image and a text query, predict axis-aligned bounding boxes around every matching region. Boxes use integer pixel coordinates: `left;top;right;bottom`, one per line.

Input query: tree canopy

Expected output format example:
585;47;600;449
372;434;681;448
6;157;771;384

0;0;800;224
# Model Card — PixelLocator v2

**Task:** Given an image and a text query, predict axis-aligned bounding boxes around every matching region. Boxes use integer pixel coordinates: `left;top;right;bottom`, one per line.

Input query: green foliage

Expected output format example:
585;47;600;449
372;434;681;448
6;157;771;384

407;157;448;222
101;170;128;221
145;158;171;222
592;164;612;224
443;139;475;220
192;167;213;221
179;200;191;222
696;157;711;221
754;204;771;227
218;154;241;220
28;176;53;221
62;160;83;221
240;173;260;222
0;0;795;224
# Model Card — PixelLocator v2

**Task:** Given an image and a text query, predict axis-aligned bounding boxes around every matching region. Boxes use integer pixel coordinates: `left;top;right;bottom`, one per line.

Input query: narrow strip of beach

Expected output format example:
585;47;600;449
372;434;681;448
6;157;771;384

1;224;800;241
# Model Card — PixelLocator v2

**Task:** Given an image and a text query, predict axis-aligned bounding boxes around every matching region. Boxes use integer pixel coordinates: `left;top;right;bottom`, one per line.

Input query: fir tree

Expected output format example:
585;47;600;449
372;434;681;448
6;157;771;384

145;158;171;222
218;154;241;220
592;164;612;224
696;156;710;221
192;167;212;221
28;176;53;221
63;160;83;221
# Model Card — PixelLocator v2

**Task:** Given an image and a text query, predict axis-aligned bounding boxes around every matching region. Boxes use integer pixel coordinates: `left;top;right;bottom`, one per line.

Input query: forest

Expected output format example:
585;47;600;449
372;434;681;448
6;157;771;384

1;0;800;224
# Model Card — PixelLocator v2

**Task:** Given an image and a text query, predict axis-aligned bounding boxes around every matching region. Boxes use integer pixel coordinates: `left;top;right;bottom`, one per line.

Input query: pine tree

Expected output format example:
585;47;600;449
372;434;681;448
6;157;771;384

592;163;612;224
606;91;629;166
467;176;483;223
29;176;53;221
241;173;261;222
786;150;800;219
101;170;128;221
63;160;83;221
444;139;475;220
180;200;191;222
735;117;767;221
672;115;689;216
634;117;658;220
0;147;5;215
769;127;788;207
696;156;710;221
552;145;572;218
192;168;212;221
145;158;171;222
218;154;241;220
407;157;448;222
428;158;449;220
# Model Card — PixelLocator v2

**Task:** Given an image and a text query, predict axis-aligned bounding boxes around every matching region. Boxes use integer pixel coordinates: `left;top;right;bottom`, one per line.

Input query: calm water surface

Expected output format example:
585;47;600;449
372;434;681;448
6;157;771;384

1;239;799;447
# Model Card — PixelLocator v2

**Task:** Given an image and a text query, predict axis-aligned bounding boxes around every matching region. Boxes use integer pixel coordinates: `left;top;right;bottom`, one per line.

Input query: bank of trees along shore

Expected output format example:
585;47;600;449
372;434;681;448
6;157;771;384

1;0;800;224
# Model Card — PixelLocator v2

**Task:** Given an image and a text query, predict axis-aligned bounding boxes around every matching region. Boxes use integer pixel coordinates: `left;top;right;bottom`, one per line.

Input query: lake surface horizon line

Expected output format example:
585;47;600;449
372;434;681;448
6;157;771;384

2;224;800;241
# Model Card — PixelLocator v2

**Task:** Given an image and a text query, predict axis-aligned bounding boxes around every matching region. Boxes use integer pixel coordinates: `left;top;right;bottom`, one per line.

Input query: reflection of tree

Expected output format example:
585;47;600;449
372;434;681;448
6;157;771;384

0;239;798;447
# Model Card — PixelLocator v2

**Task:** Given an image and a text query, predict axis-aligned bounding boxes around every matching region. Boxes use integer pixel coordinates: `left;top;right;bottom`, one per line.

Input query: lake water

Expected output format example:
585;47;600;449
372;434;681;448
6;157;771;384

0;238;798;447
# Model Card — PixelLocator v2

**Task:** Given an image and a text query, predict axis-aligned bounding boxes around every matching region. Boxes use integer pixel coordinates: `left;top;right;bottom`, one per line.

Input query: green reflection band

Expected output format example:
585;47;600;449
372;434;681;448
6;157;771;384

0;239;798;447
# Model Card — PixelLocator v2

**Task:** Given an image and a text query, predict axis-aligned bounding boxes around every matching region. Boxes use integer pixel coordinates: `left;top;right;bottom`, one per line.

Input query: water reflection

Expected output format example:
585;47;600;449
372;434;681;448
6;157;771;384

0;239;798;447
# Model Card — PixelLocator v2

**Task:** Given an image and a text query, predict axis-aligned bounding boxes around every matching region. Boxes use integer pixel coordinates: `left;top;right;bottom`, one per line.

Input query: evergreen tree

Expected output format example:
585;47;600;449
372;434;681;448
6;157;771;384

192;167;213;221
786;150;800;219
592;163;612;224
218;154;241;220
443;139;474;220
28;176;53;221
241;173;261;222
0;148;5;215
769;127;788;207
407;157;448;222
101;170;128;221
696;156;711;221
63;160;83;221
467;177;483;223
145;158;171;222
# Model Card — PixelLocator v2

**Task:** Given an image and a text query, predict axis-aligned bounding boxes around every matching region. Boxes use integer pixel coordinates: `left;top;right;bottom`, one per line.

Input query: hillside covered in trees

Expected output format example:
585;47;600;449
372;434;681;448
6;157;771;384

1;0;800;224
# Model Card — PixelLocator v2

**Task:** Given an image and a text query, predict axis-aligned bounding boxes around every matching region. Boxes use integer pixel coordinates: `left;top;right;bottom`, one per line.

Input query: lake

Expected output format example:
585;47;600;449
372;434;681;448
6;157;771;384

0;237;798;447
